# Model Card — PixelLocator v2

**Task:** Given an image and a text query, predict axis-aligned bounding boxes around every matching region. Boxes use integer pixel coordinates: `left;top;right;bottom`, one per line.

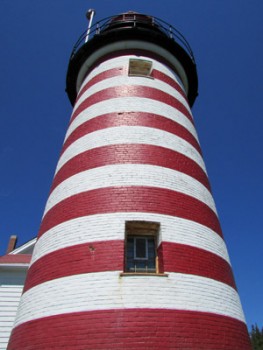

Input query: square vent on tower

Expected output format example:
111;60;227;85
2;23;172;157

128;58;153;77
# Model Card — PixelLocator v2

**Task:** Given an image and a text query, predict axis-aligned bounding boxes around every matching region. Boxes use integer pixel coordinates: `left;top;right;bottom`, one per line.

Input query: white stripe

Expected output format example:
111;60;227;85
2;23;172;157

57;126;206;175
44;164;216;216
66;97;199;143
77;55;186;97
31;213;230;266
14;272;245;328
74;73;191;115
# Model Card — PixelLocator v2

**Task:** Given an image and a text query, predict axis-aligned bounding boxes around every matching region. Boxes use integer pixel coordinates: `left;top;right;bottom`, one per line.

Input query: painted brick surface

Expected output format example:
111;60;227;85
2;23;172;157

55;126;206;174
44;164;216;216
76;56;186;101
65;98;198;142
75;56;188;108
31;213;229;266
8;310;251;350
14;272;245;326
62;112;202;156
51;145;209;192
158;242;236;288
24;240;235;292
8;47;251;349
38;187;222;238
70;85;193;126
75;74;191;113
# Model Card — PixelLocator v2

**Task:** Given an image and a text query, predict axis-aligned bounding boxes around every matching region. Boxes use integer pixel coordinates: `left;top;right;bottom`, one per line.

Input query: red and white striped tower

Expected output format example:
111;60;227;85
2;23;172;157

8;12;251;349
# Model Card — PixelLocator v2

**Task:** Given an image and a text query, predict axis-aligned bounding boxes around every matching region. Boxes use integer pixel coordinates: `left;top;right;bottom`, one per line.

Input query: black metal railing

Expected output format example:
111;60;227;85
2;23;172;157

70;13;195;64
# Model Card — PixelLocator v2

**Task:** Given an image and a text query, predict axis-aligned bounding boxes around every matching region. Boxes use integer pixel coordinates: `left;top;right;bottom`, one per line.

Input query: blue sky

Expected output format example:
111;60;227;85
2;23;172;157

0;0;262;331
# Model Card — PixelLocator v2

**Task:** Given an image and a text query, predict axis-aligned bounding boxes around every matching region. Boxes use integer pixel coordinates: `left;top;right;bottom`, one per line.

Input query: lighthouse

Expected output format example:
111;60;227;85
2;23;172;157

8;11;251;349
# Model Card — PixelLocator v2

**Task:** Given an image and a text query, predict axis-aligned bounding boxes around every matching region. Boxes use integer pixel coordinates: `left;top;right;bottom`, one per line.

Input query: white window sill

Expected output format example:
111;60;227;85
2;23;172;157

120;272;168;277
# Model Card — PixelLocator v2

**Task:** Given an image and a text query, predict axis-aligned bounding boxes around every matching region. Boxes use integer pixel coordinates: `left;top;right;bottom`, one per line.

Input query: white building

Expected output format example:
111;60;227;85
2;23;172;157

0;236;35;350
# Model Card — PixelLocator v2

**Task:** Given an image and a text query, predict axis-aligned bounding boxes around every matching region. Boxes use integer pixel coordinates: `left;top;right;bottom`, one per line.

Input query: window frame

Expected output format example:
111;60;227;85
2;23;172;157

134;236;148;260
124;221;160;274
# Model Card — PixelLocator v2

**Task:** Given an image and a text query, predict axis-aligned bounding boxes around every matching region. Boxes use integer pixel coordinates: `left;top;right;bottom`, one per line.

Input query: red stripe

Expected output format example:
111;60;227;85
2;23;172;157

70;85;193;125
152;69;187;99
24;241;234;293
51;145;210;194
158;242;236;289
23;240;124;292
8;309;251;349
77;67;127;101
62;112;201;156
77;67;187;103
39;187;222;238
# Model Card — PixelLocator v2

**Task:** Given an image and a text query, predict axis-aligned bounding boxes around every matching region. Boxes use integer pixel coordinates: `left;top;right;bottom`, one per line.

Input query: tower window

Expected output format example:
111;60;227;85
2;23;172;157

125;221;159;273
128;59;153;77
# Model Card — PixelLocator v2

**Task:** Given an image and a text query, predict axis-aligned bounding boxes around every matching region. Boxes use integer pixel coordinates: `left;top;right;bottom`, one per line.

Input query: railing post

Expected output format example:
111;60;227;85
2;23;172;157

85;9;95;43
96;23;100;35
169;25;173;39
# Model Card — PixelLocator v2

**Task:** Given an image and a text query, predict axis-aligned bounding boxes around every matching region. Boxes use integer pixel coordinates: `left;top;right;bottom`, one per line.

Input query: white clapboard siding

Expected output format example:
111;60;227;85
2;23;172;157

0;285;24;350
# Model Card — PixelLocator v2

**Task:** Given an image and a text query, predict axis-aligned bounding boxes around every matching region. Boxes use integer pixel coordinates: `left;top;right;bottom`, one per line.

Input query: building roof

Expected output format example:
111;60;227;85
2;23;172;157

0;254;32;264
0;237;36;267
